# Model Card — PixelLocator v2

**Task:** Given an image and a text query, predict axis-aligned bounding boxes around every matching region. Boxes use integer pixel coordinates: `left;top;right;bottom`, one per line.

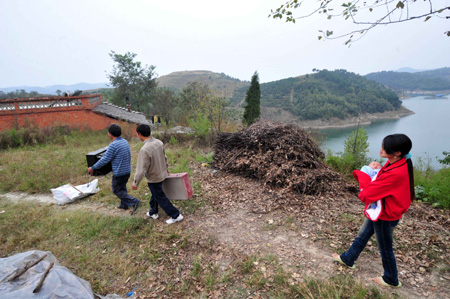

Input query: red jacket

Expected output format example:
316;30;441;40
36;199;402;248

353;158;411;221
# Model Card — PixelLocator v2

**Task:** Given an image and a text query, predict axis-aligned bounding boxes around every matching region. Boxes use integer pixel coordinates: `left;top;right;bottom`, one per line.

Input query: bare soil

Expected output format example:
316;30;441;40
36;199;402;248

195;167;450;299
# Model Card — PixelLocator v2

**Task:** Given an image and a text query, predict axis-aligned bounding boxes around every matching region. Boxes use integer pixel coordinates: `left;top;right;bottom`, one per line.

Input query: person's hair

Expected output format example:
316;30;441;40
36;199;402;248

107;124;122;137
382;134;412;157
382;134;415;201
136;124;151;137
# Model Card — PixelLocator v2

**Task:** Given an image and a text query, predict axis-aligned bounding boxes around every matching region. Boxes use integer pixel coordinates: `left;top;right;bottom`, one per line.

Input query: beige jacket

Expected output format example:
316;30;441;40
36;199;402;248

133;137;168;185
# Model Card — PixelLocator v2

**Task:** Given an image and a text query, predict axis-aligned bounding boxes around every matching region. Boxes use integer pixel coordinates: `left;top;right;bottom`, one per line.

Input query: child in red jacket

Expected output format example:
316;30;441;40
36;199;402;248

332;134;415;288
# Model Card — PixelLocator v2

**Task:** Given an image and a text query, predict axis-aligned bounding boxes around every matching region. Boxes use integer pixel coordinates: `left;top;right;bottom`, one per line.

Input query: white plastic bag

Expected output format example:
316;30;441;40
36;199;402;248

50;179;100;205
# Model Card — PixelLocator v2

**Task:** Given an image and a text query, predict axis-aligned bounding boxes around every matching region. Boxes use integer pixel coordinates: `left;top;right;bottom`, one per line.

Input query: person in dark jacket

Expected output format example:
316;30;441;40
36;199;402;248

88;124;140;214
332;134;414;288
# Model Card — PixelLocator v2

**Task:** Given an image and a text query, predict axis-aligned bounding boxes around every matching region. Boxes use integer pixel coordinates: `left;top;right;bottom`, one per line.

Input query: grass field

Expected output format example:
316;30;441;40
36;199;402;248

0;129;402;298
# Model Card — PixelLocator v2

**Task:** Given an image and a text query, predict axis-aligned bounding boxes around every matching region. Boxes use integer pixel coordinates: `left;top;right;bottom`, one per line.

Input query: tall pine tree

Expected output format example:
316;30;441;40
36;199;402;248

242;71;261;126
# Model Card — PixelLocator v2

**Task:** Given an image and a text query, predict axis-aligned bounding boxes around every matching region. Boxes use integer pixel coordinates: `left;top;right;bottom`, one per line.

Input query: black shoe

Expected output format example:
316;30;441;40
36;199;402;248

116;205;128;210
131;201;140;215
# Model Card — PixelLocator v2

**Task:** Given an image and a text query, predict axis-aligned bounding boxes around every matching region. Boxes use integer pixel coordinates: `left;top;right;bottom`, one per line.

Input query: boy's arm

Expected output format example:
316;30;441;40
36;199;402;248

91;144;115;171
133;149;151;188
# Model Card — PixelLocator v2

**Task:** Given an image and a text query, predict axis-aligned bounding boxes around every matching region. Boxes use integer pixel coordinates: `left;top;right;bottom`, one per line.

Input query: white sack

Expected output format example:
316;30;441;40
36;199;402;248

50;179;99;205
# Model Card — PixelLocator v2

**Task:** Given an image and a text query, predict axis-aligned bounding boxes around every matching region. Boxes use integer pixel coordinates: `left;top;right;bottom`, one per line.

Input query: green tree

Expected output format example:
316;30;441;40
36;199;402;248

343;126;370;167
439;151;450;166
198;91;229;135
179;82;211;123
325;126;370;176
179;82;229;133
269;1;450;44
242;71;261;126
151;88;180;126
107;51;157;115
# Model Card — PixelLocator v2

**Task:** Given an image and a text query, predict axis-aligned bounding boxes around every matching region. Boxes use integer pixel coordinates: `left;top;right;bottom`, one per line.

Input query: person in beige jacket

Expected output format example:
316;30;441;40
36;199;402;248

132;124;183;224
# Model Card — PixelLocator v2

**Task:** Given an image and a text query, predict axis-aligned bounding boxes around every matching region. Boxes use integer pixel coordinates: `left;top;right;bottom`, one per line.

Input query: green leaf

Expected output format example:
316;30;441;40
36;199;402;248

318;36;323;40
424;16;431;22
396;1;405;9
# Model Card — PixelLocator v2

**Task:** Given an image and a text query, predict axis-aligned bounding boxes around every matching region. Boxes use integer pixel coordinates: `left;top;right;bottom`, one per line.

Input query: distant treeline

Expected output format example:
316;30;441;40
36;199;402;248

0;89;45;99
365;67;450;91
231;69;401;120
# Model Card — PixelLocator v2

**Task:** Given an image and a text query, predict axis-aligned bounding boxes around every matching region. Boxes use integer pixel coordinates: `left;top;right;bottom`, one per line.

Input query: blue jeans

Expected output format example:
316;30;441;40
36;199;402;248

340;218;400;286
112;174;140;208
148;182;180;219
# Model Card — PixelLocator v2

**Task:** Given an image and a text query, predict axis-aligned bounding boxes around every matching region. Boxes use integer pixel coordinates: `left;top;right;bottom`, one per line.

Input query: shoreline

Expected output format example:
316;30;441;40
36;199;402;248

297;106;415;130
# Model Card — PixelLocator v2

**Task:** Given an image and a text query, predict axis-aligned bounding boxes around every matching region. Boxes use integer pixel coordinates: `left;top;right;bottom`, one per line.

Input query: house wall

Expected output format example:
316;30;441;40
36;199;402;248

0;94;137;135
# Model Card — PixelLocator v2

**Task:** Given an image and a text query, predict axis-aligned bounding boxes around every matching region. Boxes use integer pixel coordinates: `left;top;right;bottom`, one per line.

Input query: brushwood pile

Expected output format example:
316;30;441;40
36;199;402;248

213;120;356;197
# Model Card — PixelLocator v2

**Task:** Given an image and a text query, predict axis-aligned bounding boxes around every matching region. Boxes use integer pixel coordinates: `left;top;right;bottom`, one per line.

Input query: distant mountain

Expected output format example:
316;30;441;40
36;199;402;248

3;68;446;123
395;67;428;73
156;70;249;96
0;82;110;95
158;70;401;122
365;67;450;92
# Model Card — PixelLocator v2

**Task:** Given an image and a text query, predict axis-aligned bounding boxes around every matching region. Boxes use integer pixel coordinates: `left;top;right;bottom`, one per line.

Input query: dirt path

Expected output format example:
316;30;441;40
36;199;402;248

1;168;449;299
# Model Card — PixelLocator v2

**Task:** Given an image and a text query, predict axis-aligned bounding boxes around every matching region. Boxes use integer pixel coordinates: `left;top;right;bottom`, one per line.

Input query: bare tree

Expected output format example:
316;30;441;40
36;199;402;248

269;0;450;45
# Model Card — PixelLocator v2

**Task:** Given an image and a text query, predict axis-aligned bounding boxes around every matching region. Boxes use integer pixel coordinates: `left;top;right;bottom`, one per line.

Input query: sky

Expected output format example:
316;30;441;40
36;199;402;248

0;0;449;88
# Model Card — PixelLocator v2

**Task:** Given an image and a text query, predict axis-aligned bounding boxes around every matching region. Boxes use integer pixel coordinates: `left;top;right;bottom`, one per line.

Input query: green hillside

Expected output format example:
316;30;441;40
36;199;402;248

105;69;407;122
365;67;450;92
231;69;401;120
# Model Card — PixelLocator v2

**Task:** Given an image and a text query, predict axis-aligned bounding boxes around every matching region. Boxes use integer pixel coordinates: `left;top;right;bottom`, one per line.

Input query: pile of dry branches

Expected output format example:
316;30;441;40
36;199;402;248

213;120;356;197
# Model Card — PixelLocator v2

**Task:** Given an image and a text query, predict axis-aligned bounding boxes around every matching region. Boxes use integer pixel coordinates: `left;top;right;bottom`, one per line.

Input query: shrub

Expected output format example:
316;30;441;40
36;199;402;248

0;125;85;149
414;167;450;208
188;112;213;145
325;127;371;178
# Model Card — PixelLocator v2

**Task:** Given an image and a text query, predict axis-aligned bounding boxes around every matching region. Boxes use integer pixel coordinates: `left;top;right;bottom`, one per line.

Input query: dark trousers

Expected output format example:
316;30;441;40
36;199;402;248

148;181;180;219
340;218;400;285
112;174;140;208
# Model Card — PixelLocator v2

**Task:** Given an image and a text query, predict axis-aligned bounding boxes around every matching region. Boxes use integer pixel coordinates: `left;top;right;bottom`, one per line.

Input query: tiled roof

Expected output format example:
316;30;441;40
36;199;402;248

93;103;150;125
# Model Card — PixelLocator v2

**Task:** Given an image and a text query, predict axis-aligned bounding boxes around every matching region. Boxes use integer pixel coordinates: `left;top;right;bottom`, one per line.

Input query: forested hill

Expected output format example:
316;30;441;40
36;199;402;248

365;67;450;92
230;69;401;121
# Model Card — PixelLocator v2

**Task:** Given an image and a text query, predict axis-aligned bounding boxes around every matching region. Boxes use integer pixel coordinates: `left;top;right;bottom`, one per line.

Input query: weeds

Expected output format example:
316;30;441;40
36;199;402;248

414;167;450;208
0;124;95;150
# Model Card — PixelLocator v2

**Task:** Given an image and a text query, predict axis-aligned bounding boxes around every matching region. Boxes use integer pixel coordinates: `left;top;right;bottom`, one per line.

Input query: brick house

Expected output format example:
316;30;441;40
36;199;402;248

0;94;150;134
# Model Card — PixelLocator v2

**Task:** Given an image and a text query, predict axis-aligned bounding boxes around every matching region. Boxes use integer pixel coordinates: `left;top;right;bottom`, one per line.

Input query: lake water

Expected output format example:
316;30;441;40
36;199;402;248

317;95;450;170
